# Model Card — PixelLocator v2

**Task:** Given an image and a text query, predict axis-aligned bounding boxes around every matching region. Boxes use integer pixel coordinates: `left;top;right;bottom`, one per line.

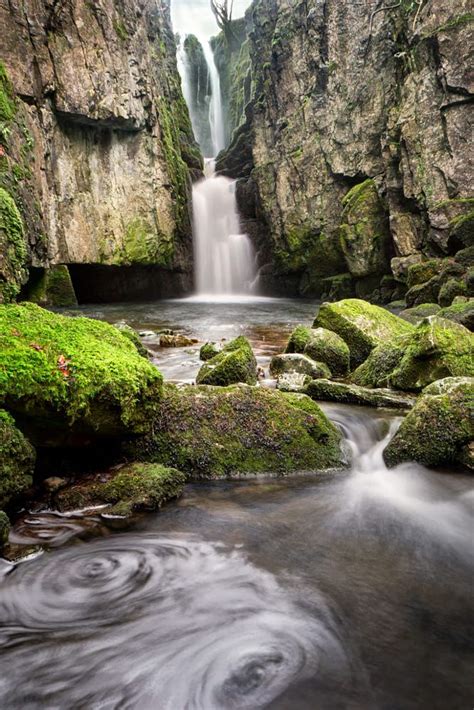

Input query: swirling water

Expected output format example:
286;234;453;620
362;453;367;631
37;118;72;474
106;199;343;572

1;299;473;708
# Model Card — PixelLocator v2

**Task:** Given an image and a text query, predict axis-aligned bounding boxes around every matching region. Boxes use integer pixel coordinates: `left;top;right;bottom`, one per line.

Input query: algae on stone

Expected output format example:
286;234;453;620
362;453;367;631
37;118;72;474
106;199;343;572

313;298;414;367
196;335;257;386
383;377;474;467
55;463;186;517
0;303;163;437
128;384;344;477
0;409;35;509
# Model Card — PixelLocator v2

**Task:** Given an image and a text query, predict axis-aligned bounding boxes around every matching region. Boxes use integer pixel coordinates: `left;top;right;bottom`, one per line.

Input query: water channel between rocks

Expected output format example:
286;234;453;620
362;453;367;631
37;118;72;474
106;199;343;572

1;297;473;709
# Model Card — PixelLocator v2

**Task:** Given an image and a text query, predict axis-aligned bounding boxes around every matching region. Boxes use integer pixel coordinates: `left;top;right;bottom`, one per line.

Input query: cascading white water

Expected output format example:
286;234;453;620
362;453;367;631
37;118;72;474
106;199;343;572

202;41;226;157
193;160;256;295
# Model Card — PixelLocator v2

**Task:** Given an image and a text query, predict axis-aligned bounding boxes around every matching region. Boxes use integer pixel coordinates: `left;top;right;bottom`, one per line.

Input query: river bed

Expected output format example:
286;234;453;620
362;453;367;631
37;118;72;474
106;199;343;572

1;298;473;709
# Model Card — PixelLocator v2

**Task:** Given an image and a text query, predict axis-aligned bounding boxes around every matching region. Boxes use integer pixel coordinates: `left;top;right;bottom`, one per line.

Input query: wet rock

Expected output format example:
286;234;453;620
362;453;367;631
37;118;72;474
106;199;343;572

160;334;197;348
438;299;474;331
55;463;186;517
276;372;311;392
196;336;257;386
313;299;414;368
200;342;220;361
269;353;331;380
42;477;68;494
0;303;163;442
384;377;474;468
0;409;35;509
305;379;415;410
351;344;404;388
303;328;350;377
389;317;474;391
127;384;344;477
399;303;441;324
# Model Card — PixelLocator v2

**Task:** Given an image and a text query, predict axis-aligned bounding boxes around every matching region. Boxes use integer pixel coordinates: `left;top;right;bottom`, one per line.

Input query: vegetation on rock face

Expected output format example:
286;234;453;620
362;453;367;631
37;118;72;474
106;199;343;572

438;299;474;332
196;335;257;386
313;299;414;368
399;302;441;324
389;317;474;391
0;186;28;303
55;463;186;517
383;377;474;468
113;322;149;358
305;379;414;410
127;384;344;478
26;265;77;307
0;408;35;509
199;342;220;361
303;328;350;377
285;325;313;353
0;303;162;436
351;342;404;388
0;510;9;547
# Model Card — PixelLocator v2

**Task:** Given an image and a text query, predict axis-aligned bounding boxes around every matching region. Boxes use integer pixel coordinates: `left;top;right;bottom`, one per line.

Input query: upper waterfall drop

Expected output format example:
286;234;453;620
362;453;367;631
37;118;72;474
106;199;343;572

201;41;226;157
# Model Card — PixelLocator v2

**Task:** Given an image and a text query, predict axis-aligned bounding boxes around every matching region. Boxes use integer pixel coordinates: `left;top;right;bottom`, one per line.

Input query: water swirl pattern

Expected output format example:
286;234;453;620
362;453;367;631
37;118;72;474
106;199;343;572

0;535;351;709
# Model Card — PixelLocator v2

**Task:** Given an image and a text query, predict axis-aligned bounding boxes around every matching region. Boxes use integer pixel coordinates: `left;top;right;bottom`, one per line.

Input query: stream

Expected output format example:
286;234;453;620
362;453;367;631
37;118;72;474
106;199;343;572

1;298;473;709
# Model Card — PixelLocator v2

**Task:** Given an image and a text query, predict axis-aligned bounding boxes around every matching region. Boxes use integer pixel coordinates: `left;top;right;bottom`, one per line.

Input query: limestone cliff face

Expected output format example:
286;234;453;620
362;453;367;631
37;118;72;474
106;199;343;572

0;0;201;302
218;0;473;298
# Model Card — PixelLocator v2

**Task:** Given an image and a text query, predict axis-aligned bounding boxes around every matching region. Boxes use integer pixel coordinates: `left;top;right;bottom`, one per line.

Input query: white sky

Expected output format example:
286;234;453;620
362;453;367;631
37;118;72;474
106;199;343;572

171;0;252;39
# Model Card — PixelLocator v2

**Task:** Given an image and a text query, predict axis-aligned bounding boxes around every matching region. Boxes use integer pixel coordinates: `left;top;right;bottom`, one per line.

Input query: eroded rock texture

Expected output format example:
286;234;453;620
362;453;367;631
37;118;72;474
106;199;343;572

217;0;473;298
0;0;201;301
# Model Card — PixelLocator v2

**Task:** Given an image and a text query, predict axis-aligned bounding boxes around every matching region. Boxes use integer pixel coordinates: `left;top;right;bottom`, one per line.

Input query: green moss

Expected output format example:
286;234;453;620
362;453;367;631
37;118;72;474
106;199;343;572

305;379;414;410
200;342;220;361
438;277;467;307
196;336;257;386
27;265;77;307
450;211;474;247
285;325;313;353
269;353;331;380
114;322;149;358
390;317;474;391
313;298;414;368
127;384;343;478
0;61;15;145
0;408;35;509
0;510;10;547
384;377;474;467
0;303;163;434
0;187;28;303
399;303;441;324
406;259;442;289
122;217;172;267
438;300;474;332
56;463;185;517
303;328;350;377
113;19;129;41
351;343;404;387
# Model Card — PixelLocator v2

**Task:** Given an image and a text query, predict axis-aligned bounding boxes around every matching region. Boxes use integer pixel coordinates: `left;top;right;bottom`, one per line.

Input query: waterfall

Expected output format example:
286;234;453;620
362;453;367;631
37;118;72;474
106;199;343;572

201;41;226;157
193;160;256;295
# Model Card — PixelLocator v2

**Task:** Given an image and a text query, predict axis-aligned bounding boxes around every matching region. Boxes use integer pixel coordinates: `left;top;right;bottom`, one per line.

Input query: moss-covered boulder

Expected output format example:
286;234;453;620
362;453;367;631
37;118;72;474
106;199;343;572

305;379;414;410
285;325;313;353
399;303;441;324
55;463;186;517
114;321;149;358
383;378;474;468
0;510;10;548
0;409;35;509
390;317;474;392
351;343;404;388
26;266;77;308
313;299;414;368
200;342;220;361
269;353;331;380
438;299;474;332
0;303;163;440
196;335;257;386
406;260;442;290
303;328;350;377
128;384;344;477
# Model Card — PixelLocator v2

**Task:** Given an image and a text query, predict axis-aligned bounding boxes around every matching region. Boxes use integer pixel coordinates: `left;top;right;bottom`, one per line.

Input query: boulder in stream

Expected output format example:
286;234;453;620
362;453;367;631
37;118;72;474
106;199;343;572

269;353;331;380
127;384;344;477
305;379;415;410
285;325;350;376
196;336;257;386
313;299;414;368
0;303;163;443
199;342;220;361
384;377;474;468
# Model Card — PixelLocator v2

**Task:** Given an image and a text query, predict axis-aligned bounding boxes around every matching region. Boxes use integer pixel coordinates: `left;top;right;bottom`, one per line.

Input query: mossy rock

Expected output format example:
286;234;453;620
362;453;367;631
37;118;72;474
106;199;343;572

454;246;474;268
320;273;356;301
200;342;220;361
196;335;257;386
303;328;350;377
406;259;442;290
450;210;474;248
0;303;163;440
405;277;441;307
313;298;414;368
0;510;10;548
269;353;331;380
114;321;149;358
351;343;404;388
438;277;467;307
389;317;474;392
305;379;414;410
438;299;474;332
27;266;77;308
399;303;441;324
0;187;28;304
127;384;344;477
55;463;186;517
285;325;313;353
383;377;474;468
0;409;35;509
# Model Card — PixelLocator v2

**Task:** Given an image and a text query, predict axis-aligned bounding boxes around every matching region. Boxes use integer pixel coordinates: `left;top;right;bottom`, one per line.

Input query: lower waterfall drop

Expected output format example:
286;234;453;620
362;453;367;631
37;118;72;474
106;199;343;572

192;160;257;296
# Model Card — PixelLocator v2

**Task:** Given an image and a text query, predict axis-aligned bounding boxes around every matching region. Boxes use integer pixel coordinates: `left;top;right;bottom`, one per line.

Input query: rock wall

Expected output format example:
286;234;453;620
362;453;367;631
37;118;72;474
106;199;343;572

0;0;201;303
217;0;473;299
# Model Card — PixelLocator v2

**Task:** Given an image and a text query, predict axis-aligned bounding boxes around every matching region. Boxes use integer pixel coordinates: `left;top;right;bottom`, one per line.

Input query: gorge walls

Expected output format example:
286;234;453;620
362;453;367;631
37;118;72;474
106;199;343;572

217;0;473;300
0;0;201;303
